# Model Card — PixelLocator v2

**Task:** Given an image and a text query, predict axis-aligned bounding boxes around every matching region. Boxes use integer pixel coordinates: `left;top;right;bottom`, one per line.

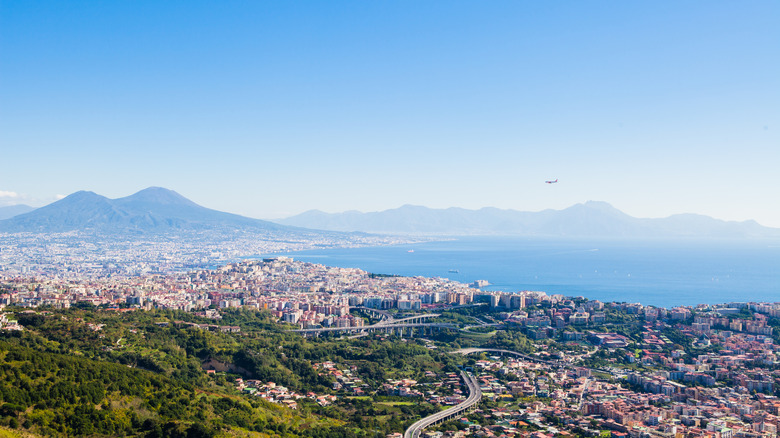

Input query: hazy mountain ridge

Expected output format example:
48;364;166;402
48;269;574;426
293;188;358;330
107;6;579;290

276;201;780;238
0;204;36;220
3;190;776;239
0;187;291;235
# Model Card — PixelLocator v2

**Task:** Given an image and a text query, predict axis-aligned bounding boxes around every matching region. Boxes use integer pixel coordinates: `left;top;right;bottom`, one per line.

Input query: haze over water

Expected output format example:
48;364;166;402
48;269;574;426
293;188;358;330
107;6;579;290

272;237;780;308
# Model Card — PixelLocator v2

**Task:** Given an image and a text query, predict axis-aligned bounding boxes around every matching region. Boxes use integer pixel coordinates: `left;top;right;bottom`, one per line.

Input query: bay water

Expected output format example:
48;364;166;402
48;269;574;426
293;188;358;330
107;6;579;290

271;237;780;308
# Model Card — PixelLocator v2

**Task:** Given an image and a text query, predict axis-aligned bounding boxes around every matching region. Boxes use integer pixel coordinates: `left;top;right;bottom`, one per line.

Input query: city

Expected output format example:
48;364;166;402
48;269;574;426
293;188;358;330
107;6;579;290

2;256;779;437
2;1;778;437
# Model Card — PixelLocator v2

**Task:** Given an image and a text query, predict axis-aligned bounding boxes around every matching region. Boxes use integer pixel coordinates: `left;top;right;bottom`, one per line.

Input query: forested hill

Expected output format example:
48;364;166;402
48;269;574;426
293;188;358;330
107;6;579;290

0;306;473;438
0;308;351;437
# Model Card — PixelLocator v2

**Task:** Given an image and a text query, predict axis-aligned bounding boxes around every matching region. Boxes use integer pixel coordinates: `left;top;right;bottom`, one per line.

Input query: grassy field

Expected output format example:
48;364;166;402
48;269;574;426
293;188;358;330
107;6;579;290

459;330;498;340
0;426;38;438
376;401;415;406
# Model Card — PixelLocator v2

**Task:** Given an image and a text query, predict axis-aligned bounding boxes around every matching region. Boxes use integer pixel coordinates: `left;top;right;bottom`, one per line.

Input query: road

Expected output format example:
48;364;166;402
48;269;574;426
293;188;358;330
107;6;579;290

292;312;446;334
403;370;482;438
292;322;457;334
375;313;440;326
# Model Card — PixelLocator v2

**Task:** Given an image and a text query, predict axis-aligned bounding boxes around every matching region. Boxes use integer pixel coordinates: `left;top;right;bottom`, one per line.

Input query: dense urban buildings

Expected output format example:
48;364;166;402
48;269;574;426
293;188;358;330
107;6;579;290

2;256;780;437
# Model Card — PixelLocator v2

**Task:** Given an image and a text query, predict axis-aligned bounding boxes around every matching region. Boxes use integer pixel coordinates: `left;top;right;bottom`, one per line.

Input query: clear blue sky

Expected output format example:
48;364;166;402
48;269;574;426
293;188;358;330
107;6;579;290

2;1;778;226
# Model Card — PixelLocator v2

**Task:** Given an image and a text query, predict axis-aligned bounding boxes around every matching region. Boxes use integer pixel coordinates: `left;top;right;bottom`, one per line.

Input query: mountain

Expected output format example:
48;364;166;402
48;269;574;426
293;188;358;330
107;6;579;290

0;187;289;235
5;189;776;239
276;201;780;239
0;204;35;220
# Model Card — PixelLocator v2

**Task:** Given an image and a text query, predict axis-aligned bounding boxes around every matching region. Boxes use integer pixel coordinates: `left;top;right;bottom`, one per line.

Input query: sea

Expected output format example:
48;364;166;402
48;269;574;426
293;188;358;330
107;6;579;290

267;236;780;308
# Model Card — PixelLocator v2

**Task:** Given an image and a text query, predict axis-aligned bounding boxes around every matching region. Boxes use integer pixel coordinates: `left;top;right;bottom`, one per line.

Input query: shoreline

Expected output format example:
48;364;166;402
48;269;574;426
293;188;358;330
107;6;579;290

262;236;780;309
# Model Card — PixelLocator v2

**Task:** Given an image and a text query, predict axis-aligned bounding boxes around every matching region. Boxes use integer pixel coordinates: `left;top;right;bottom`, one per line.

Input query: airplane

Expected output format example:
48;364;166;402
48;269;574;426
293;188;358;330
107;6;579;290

545;179;558;184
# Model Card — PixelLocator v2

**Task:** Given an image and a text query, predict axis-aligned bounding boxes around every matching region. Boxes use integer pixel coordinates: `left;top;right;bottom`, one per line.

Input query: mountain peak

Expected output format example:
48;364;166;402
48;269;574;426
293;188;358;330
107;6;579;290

583;200;615;209
565;201;627;217
61;190;106;202
116;187;198;207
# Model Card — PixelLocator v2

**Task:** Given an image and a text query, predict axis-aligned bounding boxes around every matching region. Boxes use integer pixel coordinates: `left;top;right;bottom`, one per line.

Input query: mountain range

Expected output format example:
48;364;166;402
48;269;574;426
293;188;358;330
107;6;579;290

0;187;293;235
276;202;780;239
0;204;35;220
2;189;778;239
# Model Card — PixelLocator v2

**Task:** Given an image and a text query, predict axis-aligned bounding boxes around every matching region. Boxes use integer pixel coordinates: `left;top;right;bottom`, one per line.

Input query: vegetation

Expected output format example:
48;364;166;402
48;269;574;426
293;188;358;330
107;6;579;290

0;310;340;437
0;306;485;437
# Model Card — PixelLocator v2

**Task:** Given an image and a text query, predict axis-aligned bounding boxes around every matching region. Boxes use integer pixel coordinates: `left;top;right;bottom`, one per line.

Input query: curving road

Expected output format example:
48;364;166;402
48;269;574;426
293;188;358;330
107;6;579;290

404;370;482;438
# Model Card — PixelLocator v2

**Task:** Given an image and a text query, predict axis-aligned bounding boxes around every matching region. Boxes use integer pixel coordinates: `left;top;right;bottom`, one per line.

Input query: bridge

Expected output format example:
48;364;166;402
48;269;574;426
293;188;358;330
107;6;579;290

348;307;440;326
404;370;482;438
293;309;449;336
375;313;439;326
349;306;392;322
292;321;457;335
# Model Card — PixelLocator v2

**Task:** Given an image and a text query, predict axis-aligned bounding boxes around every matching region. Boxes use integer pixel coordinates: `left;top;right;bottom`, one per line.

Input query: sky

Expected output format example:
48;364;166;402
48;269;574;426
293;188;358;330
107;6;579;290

1;1;779;226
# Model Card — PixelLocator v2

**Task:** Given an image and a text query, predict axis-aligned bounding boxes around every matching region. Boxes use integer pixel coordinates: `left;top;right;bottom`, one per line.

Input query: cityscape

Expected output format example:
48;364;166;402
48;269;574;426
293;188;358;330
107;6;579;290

2;1;779;437
2;251;780;437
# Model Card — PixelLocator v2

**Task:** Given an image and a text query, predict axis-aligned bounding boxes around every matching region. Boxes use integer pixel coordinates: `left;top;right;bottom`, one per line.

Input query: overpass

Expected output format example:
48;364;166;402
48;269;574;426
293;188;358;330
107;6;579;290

349;306;392;322
292;322;457;335
404;370;482;438
375;313;439;326
293;310;448;336
348;307;441;326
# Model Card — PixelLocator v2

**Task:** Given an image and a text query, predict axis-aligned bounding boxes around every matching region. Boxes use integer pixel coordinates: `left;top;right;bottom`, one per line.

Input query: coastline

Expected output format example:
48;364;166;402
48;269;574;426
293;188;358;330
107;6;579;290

265;236;780;308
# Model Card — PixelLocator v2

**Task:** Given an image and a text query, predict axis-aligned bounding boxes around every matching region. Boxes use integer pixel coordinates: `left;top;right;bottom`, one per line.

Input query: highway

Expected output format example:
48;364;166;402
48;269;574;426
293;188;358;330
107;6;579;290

292;313;448;334
292;322;457;334
375;313;440;326
403;370;482;438
348;306;392;322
